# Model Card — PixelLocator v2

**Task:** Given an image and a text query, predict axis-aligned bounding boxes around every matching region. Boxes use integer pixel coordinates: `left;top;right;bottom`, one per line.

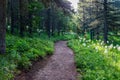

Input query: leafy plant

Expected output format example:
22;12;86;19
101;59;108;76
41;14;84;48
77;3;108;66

0;35;54;80
68;37;120;80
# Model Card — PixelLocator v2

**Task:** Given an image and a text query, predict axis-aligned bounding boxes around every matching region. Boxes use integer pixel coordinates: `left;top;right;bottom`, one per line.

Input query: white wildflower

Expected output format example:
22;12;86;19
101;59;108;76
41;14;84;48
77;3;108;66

113;46;116;49
117;46;120;51
88;40;91;42
101;41;104;45
8;25;10;28
99;40;102;42
78;37;82;40
83;38;86;41
95;47;98;50
109;44;113;49
104;49;108;53
116;44;119;47
82;43;86;46
105;46;108;48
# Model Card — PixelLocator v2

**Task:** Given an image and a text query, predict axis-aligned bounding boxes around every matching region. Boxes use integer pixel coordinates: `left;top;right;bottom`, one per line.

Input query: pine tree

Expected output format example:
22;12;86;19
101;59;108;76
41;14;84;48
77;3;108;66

0;0;6;54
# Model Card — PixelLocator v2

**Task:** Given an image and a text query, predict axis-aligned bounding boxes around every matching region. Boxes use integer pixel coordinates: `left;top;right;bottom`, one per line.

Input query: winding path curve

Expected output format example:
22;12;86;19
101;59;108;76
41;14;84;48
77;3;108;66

15;41;77;80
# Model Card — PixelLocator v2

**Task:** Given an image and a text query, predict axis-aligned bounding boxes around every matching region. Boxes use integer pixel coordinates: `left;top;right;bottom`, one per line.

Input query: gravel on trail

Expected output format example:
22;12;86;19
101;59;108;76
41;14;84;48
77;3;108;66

14;41;77;80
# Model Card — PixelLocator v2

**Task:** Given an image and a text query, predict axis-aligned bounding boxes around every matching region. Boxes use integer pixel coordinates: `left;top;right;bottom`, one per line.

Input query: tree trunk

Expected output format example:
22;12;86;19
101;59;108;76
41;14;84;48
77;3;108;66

90;29;93;40
19;0;28;37
28;11;32;35
96;27;99;40
7;0;11;32
28;0;33;36
46;8;51;38
104;0;108;43
0;0;6;54
11;0;19;34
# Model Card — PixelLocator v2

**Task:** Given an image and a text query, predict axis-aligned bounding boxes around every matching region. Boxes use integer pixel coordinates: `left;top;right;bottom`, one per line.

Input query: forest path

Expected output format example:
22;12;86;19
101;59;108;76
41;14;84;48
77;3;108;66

15;41;77;80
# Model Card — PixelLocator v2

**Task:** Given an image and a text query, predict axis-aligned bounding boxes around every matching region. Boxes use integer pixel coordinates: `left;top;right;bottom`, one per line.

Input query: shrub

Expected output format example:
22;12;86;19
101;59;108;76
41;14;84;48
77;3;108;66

68;38;120;80
0;35;54;80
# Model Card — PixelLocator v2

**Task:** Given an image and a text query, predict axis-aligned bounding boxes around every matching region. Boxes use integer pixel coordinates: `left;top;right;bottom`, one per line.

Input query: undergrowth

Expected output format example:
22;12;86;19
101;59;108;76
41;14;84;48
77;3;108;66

68;37;120;80
0;35;54;80
50;32;77;42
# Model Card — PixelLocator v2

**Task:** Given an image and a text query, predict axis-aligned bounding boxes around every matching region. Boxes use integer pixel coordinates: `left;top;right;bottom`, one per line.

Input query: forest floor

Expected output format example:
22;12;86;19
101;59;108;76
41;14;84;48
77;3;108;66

14;41;77;80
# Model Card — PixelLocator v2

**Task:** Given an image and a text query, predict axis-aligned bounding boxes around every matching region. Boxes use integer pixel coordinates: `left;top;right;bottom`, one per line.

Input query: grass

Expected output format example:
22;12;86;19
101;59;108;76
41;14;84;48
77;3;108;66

68;37;120;80
0;35;54;80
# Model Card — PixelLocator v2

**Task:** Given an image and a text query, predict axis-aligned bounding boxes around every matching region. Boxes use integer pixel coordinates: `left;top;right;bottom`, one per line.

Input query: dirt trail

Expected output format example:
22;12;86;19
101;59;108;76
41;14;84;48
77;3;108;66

15;41;77;80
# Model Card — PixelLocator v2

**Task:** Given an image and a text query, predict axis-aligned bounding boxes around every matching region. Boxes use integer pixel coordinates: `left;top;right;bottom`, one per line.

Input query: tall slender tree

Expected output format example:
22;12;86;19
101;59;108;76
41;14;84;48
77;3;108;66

19;0;28;37
28;0;33;35
0;0;6;54
11;0;19;34
103;0;108;43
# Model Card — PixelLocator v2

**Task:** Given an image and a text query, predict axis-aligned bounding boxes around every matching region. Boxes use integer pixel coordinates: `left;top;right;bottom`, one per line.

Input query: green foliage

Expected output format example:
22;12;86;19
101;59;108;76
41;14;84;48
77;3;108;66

109;35;120;45
50;32;78;42
28;1;44;32
68;37;120;80
0;35;54;80
28;1;44;12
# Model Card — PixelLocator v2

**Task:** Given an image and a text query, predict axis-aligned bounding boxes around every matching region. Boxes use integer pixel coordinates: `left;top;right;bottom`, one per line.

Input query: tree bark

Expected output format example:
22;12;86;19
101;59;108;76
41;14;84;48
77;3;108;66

46;8;51;38
28;11;32;35
19;0;28;37
28;0;33;36
0;0;6;54
11;0;19;34
7;0;11;32
104;0;108;43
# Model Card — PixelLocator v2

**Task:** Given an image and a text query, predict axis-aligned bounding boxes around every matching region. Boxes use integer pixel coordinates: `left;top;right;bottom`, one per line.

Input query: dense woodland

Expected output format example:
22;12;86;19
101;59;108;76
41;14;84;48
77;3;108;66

0;0;120;80
77;0;120;42
0;0;73;54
